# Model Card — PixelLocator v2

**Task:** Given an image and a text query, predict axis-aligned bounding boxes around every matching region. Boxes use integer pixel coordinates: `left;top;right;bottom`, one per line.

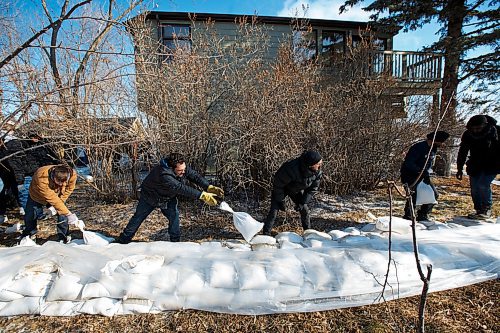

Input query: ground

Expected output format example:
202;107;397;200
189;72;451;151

0;176;498;332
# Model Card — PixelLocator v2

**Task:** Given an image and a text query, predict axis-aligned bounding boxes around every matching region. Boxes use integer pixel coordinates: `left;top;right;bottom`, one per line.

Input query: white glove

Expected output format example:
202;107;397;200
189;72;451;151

47;206;57;216
67;213;79;225
75;220;85;230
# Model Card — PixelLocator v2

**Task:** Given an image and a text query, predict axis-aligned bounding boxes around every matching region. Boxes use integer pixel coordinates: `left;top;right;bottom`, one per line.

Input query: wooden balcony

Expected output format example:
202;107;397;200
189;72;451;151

366;50;443;95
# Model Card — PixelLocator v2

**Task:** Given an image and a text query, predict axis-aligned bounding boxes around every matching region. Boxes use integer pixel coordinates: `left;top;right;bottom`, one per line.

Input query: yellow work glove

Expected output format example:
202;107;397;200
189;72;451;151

207;185;224;198
199;191;218;206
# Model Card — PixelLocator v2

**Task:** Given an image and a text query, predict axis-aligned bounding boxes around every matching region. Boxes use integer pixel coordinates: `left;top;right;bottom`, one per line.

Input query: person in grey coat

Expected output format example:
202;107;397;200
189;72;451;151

263;150;323;235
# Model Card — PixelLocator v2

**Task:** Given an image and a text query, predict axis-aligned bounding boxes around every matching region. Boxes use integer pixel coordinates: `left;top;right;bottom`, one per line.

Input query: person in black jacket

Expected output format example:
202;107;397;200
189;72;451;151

401;130;450;221
0;137;23;222
456;115;499;219
263;150;323;235
115;152;224;244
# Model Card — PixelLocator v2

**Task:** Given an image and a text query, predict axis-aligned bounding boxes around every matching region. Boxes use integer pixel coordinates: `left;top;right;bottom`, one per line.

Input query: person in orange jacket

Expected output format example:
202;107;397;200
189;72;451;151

19;164;78;243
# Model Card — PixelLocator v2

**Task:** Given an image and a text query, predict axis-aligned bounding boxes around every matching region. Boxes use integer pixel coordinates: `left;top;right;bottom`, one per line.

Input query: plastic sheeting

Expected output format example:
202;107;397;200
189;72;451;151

0;220;498;316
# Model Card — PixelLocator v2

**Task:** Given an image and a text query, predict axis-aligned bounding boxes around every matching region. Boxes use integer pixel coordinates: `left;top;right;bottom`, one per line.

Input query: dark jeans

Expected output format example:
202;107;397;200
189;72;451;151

118;196;179;243
21;195;69;241
403;180;439;220
263;192;310;234
469;172;496;212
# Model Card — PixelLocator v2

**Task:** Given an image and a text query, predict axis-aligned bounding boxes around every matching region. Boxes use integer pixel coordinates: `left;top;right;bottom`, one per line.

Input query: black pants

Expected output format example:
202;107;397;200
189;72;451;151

263;192;310;234
117;196;180;244
403;180;439;220
0;172;21;215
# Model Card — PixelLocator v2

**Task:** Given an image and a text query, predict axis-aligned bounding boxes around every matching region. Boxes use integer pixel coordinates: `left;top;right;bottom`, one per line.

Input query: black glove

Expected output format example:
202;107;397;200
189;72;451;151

276;200;286;211
422;175;431;185
456;170;463;180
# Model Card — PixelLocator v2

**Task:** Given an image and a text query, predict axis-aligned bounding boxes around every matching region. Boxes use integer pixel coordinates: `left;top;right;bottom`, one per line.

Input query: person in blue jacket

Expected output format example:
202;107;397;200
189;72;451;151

115;152;224;244
401;130;450;221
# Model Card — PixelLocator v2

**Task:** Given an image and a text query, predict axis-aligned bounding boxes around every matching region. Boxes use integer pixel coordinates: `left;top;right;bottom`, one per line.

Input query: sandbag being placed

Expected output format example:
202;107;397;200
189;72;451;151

219;202;263;242
416;181;438;205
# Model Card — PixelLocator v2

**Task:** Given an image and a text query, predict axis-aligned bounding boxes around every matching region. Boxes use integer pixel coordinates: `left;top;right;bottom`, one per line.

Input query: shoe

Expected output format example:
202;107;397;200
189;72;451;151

19;207;25;216
59;235;72;244
467;211;481;219
477;210;491;220
416;215;430;222
112;236;129;244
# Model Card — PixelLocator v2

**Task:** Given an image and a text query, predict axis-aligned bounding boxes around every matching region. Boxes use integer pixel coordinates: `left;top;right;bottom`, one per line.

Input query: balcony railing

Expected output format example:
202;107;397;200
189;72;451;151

367;50;443;82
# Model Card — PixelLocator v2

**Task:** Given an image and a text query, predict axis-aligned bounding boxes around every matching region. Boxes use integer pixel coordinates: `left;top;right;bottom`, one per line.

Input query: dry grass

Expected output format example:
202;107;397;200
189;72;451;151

0;176;498;332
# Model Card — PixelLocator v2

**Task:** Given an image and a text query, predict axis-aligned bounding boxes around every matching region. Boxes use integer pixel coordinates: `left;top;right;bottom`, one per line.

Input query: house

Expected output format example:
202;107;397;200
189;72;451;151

129;11;443;115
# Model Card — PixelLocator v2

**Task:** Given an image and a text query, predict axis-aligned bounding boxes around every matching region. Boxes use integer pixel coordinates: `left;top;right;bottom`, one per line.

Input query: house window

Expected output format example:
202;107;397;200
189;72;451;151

292;29;317;63
159;24;191;62
321;30;345;54
351;35;387;50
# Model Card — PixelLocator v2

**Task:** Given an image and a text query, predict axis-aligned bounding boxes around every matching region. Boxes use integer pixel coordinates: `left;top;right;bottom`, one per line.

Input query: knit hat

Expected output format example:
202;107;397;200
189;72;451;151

426;130;450;143
301;150;322;166
466;115;488;129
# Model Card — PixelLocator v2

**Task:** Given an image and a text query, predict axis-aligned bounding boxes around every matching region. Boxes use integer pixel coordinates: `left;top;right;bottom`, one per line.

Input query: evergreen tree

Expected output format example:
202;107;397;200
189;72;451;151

341;0;499;123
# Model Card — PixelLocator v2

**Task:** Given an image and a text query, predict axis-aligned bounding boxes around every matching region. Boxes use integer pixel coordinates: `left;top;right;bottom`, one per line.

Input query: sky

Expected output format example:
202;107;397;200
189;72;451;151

155;0;443;52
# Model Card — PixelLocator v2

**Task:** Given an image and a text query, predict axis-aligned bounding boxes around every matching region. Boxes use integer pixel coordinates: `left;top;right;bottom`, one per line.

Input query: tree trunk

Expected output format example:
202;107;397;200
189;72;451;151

434;0;466;176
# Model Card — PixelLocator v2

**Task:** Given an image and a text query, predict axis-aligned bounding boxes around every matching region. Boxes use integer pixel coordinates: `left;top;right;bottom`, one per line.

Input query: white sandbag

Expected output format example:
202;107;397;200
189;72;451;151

376;216;412;234
238;263;279;290
416;181;438;205
250;235;277;245
338;235;370;245
83;230;114;246
266;254;304;286
209;262;238;288
79;297;120;316
0;289;23;302
224;241;251;251
117;255;165;275
176;268;205;296
5;273;53;297
342;227;361;236
0;297;41;316
119;299;152;314
297;252;331;290
185;288;235;308
252;243;278;251
303;229;332;240
278;239;304;249
150;266;179;293
219;201;263;242
273;285;301;299
81;282;111;300
152;295;185;311
303;238;338;248
46;272;83;301
230;289;274;310
275;232;303;244
123;275;155;300
40;301;82;316
328;230;348;240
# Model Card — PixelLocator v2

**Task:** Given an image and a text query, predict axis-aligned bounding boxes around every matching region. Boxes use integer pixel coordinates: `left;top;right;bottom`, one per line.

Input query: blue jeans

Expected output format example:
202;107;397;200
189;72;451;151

18;176;32;209
118;196;179;243
21;195;69;241
469;172;497;212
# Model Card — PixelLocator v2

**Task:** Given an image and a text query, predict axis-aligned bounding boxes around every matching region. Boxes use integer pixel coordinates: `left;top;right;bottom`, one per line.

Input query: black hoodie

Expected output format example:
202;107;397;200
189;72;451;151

457;115;500;175
271;155;323;204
